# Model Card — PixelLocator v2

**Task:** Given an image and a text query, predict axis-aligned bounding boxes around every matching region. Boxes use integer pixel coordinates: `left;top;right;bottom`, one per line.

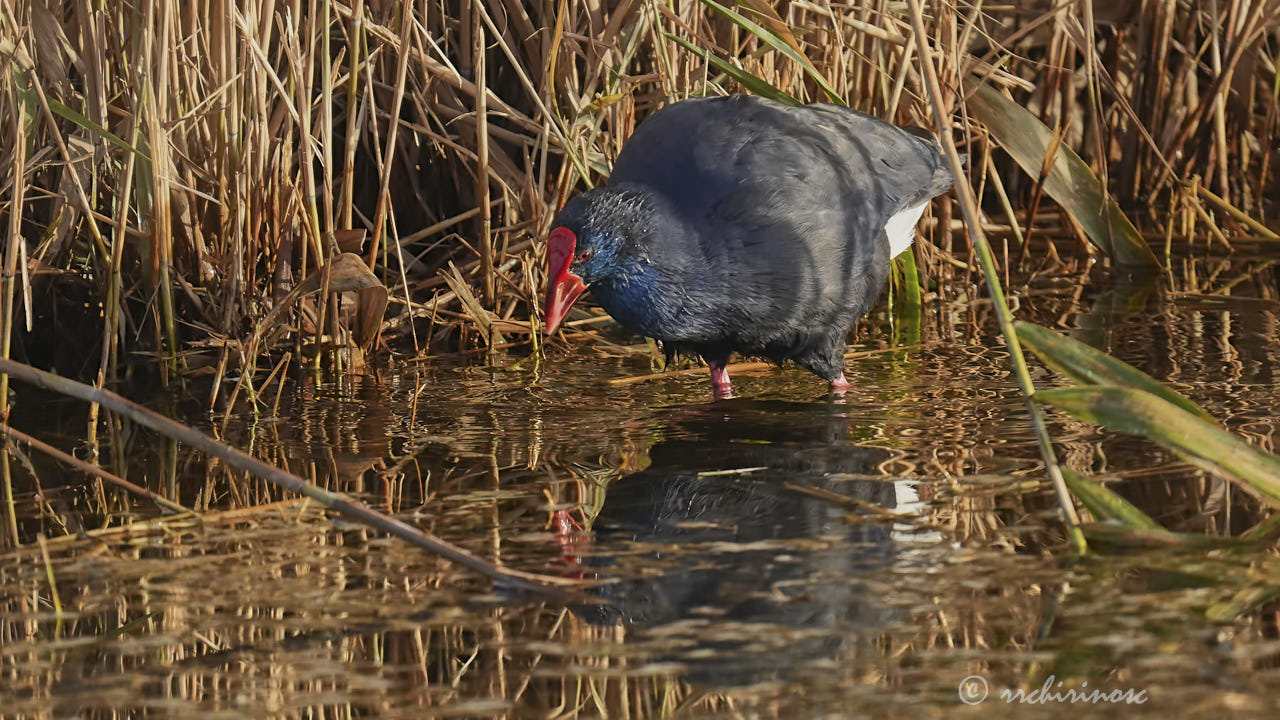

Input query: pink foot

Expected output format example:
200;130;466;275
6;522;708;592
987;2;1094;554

709;361;733;400
552;509;585;577
553;509;582;537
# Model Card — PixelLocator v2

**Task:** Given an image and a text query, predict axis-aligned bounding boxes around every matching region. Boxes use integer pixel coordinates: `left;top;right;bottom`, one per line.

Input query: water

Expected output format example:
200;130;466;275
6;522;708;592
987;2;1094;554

3;260;1280;717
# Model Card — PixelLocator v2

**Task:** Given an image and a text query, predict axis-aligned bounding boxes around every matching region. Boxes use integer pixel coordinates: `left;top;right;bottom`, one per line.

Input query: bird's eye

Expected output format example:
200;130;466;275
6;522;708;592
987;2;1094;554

577;250;592;261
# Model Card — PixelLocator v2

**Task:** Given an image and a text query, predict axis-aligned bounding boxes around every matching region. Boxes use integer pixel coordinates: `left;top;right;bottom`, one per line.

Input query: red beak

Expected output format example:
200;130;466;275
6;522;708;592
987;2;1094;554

544;227;587;334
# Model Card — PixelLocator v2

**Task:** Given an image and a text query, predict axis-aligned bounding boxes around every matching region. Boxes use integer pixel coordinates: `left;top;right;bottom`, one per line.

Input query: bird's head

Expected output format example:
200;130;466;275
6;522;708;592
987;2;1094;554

543;187;651;334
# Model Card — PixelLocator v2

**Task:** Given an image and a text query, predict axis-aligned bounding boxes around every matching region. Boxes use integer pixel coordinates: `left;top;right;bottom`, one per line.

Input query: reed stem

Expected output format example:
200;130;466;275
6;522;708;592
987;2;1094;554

906;0;1086;553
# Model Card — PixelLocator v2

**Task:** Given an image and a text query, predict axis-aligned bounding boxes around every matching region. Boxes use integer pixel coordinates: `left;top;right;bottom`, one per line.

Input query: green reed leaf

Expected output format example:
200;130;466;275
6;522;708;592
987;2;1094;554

1037;386;1280;508
666;34;800;106
1015;321;1211;420
1206;586;1280;623
698;0;842;103
1060;466;1165;532
14;70;150;161
968;83;1156;266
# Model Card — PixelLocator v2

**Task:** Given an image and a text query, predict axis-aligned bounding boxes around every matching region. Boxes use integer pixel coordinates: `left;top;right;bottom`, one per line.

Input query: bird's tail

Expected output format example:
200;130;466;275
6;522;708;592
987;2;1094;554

904;127;963;200
927;154;961;199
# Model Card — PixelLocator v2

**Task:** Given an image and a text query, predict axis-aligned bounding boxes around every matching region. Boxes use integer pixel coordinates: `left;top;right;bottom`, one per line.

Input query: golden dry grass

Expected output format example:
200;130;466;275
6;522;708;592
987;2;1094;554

1;0;1277;392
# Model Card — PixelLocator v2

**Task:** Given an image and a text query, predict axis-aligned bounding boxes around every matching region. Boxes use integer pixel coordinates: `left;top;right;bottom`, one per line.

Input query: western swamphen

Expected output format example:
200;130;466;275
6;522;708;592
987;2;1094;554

544;95;953;398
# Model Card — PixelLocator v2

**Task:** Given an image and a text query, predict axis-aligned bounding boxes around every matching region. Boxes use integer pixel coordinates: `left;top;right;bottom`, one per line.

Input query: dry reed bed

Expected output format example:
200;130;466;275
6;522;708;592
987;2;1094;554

0;0;1278;395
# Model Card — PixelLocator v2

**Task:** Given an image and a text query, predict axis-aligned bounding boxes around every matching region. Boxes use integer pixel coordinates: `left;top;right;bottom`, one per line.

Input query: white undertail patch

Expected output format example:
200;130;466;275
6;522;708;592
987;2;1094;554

884;201;928;258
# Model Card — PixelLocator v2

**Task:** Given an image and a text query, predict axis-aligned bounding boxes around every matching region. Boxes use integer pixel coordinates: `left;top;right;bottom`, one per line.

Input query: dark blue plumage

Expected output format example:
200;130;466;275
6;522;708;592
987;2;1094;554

544;95;953;397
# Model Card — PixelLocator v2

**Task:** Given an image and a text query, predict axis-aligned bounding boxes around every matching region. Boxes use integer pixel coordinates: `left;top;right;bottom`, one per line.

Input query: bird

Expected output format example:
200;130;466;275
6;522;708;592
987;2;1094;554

543;94;954;398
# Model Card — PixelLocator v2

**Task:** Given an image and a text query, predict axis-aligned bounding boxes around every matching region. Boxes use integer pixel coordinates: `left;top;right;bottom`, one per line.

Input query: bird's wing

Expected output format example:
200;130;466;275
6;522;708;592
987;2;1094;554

608;95;952;346
799;103;954;209
611;95;947;282
610;96;950;233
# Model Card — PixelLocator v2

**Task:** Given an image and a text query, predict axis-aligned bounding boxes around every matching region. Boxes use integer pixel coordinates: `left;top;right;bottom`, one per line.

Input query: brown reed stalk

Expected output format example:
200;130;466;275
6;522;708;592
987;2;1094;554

1;73;25;548
474;7;494;312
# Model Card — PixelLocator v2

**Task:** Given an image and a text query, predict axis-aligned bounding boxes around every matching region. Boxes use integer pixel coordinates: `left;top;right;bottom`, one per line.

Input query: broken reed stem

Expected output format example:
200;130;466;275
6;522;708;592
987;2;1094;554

905;0;1086;554
0;356;581;594
1197;185;1280;240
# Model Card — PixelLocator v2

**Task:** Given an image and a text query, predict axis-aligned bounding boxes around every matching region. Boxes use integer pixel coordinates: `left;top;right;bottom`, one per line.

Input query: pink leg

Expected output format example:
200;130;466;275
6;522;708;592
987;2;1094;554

552;509;584;579
709;361;733;399
830;373;852;396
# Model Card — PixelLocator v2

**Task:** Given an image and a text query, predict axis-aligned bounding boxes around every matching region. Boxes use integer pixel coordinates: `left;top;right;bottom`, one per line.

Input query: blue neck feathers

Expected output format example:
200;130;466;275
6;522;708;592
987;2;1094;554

591;259;675;338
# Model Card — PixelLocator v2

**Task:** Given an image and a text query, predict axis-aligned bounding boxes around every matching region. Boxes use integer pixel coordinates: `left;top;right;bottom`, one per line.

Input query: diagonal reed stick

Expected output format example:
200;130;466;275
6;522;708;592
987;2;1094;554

0;423;192;515
0;357;581;593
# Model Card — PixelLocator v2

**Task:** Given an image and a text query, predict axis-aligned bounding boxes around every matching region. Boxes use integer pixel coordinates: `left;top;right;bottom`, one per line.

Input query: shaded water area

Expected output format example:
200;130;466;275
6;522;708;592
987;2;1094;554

3;257;1280;718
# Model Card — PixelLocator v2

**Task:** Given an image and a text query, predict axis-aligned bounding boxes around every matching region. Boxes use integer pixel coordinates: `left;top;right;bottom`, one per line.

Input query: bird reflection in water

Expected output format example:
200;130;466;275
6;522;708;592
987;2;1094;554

564;399;938;686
